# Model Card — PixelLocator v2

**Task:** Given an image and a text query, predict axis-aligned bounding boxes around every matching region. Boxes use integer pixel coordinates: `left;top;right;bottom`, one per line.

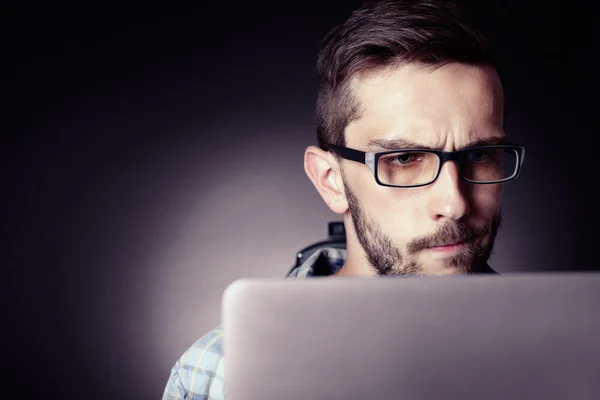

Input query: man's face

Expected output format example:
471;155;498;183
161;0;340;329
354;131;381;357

341;63;504;276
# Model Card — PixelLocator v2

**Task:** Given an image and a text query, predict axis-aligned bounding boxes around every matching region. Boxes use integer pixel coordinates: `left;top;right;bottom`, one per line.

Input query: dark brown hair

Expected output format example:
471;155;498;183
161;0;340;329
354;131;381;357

315;0;495;150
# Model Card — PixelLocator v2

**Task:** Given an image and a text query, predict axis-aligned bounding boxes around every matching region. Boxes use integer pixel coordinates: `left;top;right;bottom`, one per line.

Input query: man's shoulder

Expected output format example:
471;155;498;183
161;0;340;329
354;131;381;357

186;325;224;358
163;326;225;399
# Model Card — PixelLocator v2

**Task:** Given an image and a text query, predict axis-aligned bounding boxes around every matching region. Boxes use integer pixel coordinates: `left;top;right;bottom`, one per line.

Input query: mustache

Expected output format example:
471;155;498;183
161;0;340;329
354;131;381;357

406;222;491;253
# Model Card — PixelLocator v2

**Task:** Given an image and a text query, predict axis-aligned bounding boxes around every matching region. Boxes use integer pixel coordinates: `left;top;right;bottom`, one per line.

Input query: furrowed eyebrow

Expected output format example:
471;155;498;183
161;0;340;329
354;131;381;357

366;138;433;151
366;136;507;151
461;136;507;149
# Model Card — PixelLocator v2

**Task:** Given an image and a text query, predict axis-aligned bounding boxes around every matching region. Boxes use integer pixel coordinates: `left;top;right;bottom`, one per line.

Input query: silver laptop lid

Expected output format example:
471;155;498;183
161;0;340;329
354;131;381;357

223;273;600;400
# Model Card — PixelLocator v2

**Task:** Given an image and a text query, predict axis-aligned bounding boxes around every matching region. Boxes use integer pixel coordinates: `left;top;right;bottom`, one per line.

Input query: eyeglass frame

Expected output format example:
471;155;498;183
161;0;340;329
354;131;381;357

325;143;526;188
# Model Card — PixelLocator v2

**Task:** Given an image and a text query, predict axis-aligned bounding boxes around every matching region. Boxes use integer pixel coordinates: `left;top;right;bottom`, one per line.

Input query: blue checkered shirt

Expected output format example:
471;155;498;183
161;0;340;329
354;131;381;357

161;247;346;399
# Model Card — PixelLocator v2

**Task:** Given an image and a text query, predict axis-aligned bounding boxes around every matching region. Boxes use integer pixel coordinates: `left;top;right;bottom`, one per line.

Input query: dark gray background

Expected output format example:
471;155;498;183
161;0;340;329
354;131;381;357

4;1;591;399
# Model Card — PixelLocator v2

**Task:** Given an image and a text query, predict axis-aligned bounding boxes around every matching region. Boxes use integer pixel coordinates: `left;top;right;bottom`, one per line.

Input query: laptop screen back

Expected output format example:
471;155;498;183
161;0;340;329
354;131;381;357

223;273;600;400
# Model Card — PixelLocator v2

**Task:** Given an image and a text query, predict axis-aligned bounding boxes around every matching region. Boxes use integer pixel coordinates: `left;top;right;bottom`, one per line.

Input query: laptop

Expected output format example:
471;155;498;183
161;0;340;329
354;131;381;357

222;273;600;399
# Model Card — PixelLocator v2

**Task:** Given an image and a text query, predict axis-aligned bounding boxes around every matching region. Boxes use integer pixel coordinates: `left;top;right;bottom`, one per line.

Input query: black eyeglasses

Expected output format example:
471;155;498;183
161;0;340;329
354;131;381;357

326;143;526;188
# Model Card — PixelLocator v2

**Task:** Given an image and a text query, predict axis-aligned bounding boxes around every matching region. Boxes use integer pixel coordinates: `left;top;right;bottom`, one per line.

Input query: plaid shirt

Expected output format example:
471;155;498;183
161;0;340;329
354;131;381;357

161;247;346;400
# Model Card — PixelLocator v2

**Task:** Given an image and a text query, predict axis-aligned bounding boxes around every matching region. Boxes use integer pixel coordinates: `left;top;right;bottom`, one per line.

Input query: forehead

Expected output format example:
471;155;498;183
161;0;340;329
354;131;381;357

344;62;504;150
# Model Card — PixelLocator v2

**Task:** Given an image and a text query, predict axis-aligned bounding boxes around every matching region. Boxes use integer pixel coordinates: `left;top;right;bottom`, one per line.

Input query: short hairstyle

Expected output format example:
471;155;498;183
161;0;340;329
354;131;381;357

315;0;495;150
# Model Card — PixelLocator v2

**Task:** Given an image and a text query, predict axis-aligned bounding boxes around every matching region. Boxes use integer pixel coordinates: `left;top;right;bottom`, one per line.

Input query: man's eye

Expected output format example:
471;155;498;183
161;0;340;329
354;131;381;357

470;150;493;161
395;154;415;164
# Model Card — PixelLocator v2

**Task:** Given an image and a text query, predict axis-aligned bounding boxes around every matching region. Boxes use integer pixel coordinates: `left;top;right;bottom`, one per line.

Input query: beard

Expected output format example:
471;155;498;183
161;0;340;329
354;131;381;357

343;176;502;276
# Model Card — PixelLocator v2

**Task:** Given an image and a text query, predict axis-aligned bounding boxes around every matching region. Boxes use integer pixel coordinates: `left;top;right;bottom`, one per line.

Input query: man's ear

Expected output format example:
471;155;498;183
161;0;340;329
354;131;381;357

304;145;349;215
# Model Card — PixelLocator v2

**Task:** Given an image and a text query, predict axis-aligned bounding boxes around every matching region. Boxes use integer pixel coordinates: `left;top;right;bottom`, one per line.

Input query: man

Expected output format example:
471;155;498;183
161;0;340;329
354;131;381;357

162;0;525;398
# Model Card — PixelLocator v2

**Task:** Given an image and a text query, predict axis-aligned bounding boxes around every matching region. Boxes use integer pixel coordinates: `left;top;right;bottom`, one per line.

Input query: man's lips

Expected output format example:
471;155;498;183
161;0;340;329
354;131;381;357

426;237;475;251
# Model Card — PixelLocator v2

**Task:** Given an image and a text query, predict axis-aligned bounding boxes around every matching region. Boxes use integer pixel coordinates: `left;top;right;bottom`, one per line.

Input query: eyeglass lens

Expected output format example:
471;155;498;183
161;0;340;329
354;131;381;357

376;148;519;186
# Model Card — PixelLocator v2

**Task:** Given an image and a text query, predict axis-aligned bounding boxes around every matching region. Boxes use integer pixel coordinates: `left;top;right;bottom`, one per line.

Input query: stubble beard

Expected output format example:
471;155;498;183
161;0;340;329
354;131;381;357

343;178;501;276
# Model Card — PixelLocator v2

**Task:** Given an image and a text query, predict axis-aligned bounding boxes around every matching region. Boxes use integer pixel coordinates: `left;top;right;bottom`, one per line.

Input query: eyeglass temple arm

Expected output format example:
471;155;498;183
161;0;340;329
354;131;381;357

327;145;363;161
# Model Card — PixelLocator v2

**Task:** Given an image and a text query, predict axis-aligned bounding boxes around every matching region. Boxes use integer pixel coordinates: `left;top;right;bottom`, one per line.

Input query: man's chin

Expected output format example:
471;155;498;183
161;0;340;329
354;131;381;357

418;264;469;276
417;254;474;275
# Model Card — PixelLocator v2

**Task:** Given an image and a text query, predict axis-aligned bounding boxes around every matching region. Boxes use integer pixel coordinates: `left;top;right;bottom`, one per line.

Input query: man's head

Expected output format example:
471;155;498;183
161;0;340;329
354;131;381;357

305;0;520;276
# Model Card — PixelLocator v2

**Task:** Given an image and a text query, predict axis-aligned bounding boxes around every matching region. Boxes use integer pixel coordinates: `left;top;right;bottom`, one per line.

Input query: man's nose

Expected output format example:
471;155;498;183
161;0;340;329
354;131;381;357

426;161;470;221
